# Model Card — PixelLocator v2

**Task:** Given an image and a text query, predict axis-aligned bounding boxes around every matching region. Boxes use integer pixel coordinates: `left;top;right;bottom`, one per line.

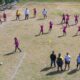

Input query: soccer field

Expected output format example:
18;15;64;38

0;2;80;80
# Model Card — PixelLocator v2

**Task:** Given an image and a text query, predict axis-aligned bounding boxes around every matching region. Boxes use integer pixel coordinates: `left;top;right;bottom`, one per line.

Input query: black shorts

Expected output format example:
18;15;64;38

65;61;70;64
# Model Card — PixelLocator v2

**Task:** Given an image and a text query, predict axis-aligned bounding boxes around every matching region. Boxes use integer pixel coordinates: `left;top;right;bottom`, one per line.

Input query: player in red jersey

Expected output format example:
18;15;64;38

39;25;44;35
3;12;7;22
33;8;37;18
62;25;67;36
74;15;79;24
61;13;65;24
14;37;22;53
49;21;53;32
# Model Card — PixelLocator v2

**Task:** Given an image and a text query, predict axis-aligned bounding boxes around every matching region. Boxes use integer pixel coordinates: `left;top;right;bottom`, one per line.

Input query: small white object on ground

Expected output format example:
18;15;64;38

0;62;3;65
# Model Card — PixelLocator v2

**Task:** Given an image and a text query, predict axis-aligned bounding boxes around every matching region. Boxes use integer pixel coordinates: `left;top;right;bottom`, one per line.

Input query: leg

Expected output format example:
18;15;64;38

15;47;17;52
18;47;22;52
54;60;56;67
51;60;53;67
77;63;78;69
65;63;67;70
57;66;59;71
68;63;70;70
25;15;27;20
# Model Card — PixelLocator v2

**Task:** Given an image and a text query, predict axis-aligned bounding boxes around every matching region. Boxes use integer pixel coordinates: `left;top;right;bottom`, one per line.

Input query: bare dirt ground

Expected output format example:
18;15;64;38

0;2;80;80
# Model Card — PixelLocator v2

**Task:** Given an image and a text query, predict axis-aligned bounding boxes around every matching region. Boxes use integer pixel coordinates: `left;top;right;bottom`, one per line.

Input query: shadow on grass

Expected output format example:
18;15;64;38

56;23;62;25
30;17;35;19
46;70;65;76
69;23;76;26
35;32;49;37
37;18;45;20
41;66;52;72
11;19;16;21
4;51;15;56
35;34;40;37
68;68;78;75
58;35;65;38
72;34;79;37
11;19;25;21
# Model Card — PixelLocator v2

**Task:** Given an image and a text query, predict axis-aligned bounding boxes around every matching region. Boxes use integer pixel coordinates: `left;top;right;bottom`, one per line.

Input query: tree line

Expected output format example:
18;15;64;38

0;0;19;5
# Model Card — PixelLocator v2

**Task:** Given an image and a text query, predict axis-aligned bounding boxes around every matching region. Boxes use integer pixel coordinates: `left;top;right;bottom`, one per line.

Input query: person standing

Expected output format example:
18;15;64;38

74;15;79;25
3;12;7;22
64;53;71;70
39;25;44;35
49;21;53;32
16;10;21;20
24;8;30;20
57;53;63;71
42;8;47;19
14;37;22;53
33;8;37;18
50;51;56;67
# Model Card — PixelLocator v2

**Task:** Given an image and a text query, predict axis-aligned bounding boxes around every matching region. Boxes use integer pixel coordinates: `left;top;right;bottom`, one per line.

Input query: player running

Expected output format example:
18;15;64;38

62;25;67;36
61;13;66;24
74;15;79;24
14;37;22;53
65;14;70;26
39;25;44;35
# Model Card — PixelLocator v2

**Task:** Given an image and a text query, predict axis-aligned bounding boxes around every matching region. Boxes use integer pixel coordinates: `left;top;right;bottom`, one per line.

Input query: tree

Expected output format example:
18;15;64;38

0;0;3;4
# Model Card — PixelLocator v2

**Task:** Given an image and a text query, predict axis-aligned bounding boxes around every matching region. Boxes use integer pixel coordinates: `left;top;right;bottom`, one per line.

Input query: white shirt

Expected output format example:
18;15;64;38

42;9;47;15
65;55;71;62
77;56;80;63
25;9;29;15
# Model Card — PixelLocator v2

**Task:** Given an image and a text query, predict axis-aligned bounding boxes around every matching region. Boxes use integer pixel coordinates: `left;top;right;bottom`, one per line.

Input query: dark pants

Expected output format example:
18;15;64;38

51;60;56;67
57;62;63;71
16;15;20;20
15;47;22;52
25;14;29;20
77;62;80;69
65;61;70;70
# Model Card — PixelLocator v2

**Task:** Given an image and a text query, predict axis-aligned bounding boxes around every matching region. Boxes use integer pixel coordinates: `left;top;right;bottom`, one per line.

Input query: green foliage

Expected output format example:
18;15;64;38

0;0;3;4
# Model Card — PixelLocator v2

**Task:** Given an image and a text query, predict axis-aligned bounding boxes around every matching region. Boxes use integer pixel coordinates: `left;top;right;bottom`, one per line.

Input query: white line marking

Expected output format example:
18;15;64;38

10;53;26;80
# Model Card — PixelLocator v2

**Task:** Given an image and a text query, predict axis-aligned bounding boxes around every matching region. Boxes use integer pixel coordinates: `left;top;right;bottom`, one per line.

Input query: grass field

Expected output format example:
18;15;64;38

0;2;80;80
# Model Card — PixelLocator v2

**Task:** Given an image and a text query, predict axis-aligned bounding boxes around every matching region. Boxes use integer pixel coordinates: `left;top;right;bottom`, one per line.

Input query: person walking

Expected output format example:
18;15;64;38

14;37;22;53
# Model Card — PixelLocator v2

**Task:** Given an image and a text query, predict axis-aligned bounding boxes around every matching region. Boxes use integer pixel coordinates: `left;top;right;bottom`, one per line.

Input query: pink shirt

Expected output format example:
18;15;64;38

15;39;19;48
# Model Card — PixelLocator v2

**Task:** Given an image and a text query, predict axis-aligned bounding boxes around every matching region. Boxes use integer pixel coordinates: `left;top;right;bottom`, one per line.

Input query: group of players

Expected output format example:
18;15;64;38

0;8;80;36
50;51;80;71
